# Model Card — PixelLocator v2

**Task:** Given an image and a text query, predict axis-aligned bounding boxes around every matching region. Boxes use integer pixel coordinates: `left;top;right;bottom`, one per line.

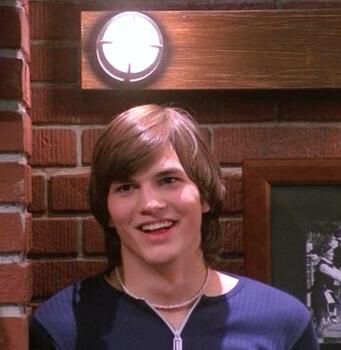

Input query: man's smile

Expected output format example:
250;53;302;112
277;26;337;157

138;220;177;233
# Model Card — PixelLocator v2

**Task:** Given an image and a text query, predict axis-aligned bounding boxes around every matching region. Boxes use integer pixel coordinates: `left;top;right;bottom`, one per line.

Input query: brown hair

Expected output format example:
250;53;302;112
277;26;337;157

89;104;225;270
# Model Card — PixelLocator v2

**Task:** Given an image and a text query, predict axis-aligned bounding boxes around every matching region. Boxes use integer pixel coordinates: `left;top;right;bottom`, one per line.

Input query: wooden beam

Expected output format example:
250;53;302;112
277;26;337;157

81;10;341;90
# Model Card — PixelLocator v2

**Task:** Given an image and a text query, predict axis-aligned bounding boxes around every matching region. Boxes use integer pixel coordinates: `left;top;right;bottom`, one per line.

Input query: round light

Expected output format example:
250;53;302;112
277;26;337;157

96;12;163;83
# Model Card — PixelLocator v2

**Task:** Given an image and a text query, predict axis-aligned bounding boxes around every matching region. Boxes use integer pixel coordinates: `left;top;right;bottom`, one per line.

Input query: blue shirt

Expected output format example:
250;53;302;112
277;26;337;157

30;273;319;349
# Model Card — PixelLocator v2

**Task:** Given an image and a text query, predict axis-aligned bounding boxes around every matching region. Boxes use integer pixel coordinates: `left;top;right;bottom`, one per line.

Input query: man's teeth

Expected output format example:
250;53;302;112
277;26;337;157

141;221;173;232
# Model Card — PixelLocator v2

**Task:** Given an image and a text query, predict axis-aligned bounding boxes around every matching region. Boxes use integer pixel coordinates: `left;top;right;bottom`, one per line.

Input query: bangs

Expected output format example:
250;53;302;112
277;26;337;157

97;105;202;185
106;142;167;183
99;118;171;184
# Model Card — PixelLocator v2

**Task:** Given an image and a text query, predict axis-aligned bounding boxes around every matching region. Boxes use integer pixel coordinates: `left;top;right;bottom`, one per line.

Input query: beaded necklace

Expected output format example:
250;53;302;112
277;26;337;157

115;266;209;310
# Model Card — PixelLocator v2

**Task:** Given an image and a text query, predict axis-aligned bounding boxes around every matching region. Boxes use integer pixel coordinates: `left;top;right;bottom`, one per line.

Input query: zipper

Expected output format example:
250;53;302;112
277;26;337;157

173;332;182;350
145;295;203;350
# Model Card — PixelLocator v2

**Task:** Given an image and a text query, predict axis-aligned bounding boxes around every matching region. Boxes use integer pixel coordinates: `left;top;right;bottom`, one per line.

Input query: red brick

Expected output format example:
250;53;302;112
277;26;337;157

0;6;30;57
31;87;123;125
31;87;276;125
182;91;276;123
0;212;27;253
0;111;32;155
278;90;341;121
31;128;77;166
220;219;243;254
23;112;32;156
31;46;78;83
32;260;106;299
26;214;31;253
0;163;31;204
30;174;46;213
30;2;79;40
29;218;78;256
0;263;31;303
0;58;29;103
213;127;341;165
83;217;105;255
29;86;139;124
24;59;31;108
0;316;28;350
81;128;103;165
222;169;243;214
50;172;90;212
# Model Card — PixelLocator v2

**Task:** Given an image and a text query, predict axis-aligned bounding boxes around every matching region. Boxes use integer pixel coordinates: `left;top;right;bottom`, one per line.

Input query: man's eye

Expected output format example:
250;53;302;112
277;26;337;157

161;177;178;185
116;184;134;193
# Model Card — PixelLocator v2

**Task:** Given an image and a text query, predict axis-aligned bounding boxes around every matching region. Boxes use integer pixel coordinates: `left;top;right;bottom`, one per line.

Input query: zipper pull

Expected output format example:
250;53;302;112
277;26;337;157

173;335;182;350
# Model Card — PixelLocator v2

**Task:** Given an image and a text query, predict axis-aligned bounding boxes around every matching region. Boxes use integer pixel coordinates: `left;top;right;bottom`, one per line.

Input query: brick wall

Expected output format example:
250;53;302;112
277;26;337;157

0;0;31;348
29;0;341;310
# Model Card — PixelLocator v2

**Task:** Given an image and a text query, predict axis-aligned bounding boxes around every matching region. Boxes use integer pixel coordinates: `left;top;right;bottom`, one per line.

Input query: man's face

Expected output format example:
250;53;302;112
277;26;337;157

107;147;210;268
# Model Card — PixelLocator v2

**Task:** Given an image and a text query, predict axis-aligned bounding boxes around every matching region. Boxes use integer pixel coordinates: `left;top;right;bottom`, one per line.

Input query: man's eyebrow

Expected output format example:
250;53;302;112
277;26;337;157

156;168;184;177
110;168;185;184
111;177;134;184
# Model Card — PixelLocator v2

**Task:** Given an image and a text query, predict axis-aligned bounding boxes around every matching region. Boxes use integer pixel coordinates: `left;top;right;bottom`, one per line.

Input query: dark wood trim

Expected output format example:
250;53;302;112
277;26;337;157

82;9;341;90
243;158;341;283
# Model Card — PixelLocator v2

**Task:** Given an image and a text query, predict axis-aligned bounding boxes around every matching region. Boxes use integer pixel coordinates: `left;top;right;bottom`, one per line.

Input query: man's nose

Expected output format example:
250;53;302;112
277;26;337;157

139;187;166;213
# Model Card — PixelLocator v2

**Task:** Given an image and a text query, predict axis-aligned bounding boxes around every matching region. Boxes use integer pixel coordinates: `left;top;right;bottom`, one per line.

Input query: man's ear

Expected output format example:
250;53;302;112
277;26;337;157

201;199;210;214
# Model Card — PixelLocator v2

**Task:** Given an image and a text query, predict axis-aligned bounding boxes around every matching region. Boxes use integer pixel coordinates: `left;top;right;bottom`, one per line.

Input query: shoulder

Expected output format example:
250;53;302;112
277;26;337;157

214;273;311;328
34;274;105;317
204;273;317;348
232;275;311;332
32;274;109;349
230;275;316;347
237;275;309;315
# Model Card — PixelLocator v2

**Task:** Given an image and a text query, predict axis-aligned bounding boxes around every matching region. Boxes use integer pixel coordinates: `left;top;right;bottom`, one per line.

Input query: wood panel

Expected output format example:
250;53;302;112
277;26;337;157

81;10;341;89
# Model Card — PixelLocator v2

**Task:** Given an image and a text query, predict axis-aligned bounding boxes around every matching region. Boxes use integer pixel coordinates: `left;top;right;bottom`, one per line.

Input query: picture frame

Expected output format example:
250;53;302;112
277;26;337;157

243;158;341;347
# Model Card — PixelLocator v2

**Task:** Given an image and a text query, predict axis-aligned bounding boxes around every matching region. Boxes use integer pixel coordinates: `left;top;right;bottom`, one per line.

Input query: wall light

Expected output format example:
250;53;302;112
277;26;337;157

96;11;163;83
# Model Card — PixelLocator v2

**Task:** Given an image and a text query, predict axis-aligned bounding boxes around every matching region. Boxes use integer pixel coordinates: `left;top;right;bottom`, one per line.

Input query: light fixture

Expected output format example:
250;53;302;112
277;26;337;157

96;11;164;83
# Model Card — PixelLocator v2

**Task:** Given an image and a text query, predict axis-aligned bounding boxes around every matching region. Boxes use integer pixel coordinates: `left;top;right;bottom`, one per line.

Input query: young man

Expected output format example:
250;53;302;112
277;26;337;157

30;105;319;349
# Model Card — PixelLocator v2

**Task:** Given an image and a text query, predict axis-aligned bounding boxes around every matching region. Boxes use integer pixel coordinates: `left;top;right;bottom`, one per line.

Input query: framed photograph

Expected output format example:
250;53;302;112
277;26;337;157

243;159;341;347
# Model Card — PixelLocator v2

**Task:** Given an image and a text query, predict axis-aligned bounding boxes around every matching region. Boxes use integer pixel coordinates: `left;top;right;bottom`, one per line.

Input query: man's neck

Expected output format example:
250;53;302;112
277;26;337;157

116;254;207;306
